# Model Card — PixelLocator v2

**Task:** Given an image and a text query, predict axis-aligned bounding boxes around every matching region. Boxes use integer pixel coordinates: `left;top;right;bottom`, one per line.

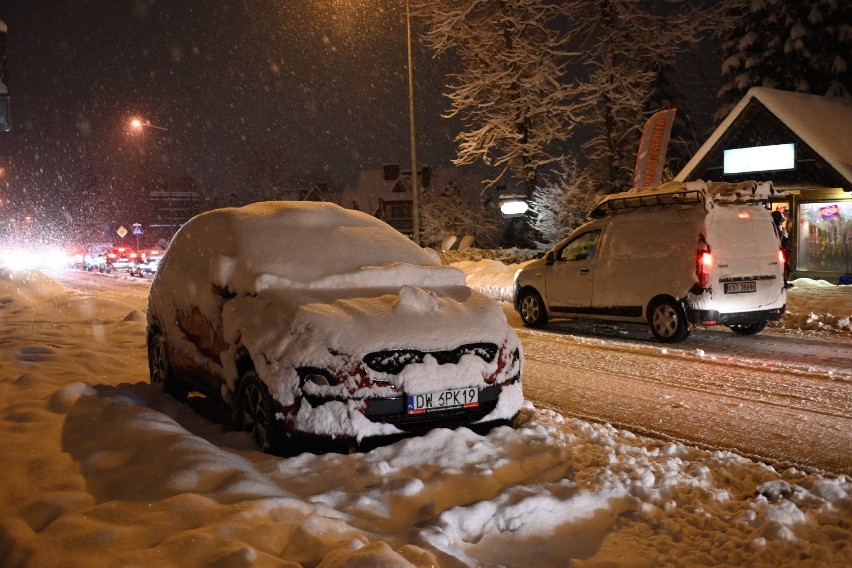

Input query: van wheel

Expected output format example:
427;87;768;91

648;299;690;343
729;321;767;336
235;371;277;452
518;290;548;328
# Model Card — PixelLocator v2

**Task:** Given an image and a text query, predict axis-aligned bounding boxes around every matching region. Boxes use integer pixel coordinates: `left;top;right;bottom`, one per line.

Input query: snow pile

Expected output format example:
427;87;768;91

450;259;532;303
0;265;849;566
777;278;852;334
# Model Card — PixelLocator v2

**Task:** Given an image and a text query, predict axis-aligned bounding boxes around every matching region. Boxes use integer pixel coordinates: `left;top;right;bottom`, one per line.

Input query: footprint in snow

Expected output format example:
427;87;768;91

14;345;55;362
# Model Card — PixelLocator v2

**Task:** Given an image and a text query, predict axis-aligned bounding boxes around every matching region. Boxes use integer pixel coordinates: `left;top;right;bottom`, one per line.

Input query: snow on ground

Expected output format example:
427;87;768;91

0;265;850;567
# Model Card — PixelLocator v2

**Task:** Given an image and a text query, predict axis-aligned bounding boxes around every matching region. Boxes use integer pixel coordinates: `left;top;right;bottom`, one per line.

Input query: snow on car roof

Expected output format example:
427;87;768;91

163;201;446;292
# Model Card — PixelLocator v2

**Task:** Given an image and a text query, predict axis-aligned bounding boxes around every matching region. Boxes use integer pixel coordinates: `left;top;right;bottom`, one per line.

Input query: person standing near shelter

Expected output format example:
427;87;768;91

772;210;793;288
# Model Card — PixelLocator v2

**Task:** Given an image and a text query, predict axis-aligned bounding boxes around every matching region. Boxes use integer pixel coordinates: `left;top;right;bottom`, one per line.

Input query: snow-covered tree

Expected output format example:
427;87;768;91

716;0;851;121
528;157;600;248
414;0;578;195
564;0;718;192
419;181;500;248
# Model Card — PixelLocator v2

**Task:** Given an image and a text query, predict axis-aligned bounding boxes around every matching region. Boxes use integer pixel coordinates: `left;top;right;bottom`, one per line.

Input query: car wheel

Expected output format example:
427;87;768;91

648;299;690;343
148;333;187;400
518;289;548;328
728;321;767;336
236;371;276;452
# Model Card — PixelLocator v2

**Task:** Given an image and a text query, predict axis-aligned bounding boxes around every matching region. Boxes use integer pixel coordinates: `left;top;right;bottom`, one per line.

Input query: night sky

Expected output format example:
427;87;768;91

0;0;461;225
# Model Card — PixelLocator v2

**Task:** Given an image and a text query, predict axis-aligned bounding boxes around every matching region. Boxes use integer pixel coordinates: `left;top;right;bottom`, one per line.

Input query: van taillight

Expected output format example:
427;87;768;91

696;250;713;288
778;248;786;264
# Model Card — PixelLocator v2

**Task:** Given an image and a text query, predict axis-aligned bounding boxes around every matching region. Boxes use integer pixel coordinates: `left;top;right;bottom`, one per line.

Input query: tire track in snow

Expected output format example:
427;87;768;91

516;327;852;474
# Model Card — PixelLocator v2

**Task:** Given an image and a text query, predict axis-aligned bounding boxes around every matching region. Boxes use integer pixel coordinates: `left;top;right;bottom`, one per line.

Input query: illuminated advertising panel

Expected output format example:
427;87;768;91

723;143;795;174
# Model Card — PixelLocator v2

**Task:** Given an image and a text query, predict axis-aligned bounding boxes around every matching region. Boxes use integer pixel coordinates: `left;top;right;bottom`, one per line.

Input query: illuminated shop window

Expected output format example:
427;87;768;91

796;202;852;273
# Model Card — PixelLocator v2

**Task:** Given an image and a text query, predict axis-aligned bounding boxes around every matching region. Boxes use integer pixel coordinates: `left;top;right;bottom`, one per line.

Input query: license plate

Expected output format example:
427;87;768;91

407;387;479;415
724;281;757;294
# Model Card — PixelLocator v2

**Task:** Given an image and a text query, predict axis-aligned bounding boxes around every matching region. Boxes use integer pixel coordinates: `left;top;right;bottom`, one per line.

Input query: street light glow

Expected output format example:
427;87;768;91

500;199;529;216
128;116;174;236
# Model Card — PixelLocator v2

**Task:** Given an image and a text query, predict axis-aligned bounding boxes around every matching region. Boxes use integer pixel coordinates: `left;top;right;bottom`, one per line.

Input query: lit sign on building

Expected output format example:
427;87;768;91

723;143;795;174
820;204;840;219
499;197;529;217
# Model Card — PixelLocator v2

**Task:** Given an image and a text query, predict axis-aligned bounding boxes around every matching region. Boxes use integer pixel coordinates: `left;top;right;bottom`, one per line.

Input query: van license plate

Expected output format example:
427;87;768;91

724;281;757;294
407;387;479;414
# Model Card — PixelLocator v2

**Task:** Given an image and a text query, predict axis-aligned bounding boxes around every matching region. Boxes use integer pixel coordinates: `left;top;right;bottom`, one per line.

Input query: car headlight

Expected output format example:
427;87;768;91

297;367;340;387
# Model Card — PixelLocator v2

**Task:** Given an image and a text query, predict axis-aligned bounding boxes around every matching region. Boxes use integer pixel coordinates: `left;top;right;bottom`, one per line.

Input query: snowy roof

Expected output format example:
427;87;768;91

675;87;852;190
341;168;414;215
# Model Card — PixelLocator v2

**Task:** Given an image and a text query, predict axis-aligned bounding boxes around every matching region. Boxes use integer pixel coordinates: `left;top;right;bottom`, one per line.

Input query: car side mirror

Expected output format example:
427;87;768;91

545;251;555;265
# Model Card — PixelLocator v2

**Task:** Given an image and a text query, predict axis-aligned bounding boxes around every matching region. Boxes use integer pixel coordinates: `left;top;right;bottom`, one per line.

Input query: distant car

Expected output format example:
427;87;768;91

83;243;113;272
146;202;524;455
66;246;87;269
103;246;138;273
129;248;164;277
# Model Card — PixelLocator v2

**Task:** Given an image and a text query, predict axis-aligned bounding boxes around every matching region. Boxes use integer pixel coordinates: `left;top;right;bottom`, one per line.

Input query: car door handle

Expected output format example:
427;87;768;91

579;268;590;274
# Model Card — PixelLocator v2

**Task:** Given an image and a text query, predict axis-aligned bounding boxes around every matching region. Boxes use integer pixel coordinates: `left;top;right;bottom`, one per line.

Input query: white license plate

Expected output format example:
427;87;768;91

724;281;757;294
407;387;479;414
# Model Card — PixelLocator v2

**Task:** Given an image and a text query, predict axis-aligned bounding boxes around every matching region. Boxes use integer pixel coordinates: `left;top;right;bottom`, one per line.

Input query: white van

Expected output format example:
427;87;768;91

513;180;787;342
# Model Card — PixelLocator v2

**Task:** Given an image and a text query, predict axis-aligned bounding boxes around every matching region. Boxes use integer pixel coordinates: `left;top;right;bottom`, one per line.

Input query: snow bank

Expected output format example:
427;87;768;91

0;263;849;567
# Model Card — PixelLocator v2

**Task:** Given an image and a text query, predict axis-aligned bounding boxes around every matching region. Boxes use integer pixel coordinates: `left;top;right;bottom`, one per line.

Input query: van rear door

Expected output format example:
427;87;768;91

706;206;785;310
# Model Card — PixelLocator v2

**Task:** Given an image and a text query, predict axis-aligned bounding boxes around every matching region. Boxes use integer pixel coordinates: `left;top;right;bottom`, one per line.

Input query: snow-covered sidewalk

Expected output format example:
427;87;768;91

0;267;849;567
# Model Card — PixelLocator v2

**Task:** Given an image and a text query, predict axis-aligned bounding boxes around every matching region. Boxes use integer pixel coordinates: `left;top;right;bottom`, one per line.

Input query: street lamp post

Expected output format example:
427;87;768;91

405;0;419;245
130;118;173;238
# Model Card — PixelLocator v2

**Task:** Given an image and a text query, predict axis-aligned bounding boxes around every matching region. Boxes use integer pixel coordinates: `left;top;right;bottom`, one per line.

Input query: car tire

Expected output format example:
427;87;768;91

148;333;187;400
235;371;277;452
648;298;690;343
728;321;767;336
518;289;548;328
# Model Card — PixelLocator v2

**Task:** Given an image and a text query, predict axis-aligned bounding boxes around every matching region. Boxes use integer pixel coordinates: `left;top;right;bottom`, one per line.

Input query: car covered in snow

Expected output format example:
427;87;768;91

103;246;138;273
129;248;164;277
83;242;113;272
146;202;524;454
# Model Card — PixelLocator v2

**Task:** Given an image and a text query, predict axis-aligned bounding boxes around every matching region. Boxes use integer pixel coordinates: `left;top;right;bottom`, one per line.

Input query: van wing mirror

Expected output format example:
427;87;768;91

545;251;555;265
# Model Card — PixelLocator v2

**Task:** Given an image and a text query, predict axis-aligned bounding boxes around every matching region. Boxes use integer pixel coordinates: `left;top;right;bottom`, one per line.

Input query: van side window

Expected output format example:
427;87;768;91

558;230;602;262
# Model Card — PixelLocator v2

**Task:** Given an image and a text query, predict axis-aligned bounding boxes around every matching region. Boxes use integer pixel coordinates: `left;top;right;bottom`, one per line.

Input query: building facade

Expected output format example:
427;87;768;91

676;87;852;282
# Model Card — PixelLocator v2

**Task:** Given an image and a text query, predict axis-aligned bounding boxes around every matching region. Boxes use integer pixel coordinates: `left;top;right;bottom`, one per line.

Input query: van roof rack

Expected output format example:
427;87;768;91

589;180;779;219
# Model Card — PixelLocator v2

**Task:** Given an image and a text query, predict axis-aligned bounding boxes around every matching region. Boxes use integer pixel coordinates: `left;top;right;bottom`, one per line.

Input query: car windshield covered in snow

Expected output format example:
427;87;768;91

146;201;524;455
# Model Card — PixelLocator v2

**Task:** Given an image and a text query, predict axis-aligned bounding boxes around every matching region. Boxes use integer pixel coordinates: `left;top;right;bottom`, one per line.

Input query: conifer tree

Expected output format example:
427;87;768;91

716;0;851;120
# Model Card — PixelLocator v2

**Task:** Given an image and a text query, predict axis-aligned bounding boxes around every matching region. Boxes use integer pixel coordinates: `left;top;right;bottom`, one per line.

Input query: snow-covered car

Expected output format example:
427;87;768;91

103;246;138;273
83;243;113;272
146;202;524;455
66;246;87;269
129;248;164;277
